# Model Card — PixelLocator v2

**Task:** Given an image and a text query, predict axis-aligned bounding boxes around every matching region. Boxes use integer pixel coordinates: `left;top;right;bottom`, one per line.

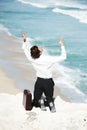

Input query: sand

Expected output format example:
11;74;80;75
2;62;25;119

0;68;21;94
0;93;87;130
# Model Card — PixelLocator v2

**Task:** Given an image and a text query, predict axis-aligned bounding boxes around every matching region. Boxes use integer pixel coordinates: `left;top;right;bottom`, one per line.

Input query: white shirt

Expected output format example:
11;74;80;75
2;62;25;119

22;40;67;79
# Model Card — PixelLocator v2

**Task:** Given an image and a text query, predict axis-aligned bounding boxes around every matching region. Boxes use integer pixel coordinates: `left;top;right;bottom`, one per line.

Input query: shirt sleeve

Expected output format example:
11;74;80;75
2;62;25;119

22;39;32;61
50;46;67;63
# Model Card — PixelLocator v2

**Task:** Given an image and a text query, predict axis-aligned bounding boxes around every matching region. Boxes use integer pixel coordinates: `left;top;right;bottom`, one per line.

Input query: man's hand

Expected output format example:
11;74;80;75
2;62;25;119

59;36;64;46
22;33;26;42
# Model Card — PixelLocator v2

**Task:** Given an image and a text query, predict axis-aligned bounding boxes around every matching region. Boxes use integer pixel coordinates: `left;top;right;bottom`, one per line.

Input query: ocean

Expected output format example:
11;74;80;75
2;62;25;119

0;0;87;103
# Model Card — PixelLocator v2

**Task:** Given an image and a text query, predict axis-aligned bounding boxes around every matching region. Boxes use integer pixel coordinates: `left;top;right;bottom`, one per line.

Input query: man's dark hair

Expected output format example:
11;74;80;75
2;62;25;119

30;46;41;59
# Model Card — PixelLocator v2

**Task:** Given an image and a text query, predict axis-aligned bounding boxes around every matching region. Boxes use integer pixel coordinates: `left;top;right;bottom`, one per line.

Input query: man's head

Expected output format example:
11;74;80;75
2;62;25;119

30;46;43;59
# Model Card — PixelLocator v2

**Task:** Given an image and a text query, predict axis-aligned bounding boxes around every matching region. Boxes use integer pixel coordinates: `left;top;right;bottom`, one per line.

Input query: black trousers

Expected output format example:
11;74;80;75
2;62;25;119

33;77;55;107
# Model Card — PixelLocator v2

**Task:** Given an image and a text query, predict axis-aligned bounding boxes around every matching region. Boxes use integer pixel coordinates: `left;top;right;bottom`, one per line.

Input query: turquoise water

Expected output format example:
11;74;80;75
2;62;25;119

0;0;87;102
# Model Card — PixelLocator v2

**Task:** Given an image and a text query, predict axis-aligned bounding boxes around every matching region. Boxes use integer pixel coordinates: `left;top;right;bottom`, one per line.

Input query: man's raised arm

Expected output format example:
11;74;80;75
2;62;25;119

59;36;66;60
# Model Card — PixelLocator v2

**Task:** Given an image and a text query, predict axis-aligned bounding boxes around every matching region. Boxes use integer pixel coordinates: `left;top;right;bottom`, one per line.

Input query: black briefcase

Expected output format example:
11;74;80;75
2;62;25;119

23;89;32;110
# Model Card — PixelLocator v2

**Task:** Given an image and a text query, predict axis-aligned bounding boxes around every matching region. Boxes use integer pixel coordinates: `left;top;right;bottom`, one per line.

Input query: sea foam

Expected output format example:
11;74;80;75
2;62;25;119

17;0;87;24
53;8;87;24
0;24;12;36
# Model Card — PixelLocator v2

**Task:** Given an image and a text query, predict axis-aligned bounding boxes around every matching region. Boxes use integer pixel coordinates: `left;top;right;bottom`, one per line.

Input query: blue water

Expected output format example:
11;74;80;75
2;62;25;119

0;0;87;102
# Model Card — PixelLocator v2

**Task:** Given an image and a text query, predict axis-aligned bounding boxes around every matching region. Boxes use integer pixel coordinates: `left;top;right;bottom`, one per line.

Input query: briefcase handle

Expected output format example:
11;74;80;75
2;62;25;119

24;89;30;95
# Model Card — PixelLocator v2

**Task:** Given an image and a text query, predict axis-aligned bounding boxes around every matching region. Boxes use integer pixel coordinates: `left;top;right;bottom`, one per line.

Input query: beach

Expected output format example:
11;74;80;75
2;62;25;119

0;31;87;130
0;0;87;129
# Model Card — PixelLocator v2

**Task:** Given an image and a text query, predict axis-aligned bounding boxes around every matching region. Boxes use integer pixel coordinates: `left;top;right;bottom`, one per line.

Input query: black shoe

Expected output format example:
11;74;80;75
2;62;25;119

49;102;56;113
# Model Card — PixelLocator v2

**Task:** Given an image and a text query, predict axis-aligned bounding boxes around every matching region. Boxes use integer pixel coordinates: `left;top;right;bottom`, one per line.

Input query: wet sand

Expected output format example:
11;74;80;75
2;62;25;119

0;68;21;94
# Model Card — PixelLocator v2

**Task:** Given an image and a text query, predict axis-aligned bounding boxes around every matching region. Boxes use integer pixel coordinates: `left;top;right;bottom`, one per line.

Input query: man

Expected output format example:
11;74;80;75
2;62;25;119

22;33;66;113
